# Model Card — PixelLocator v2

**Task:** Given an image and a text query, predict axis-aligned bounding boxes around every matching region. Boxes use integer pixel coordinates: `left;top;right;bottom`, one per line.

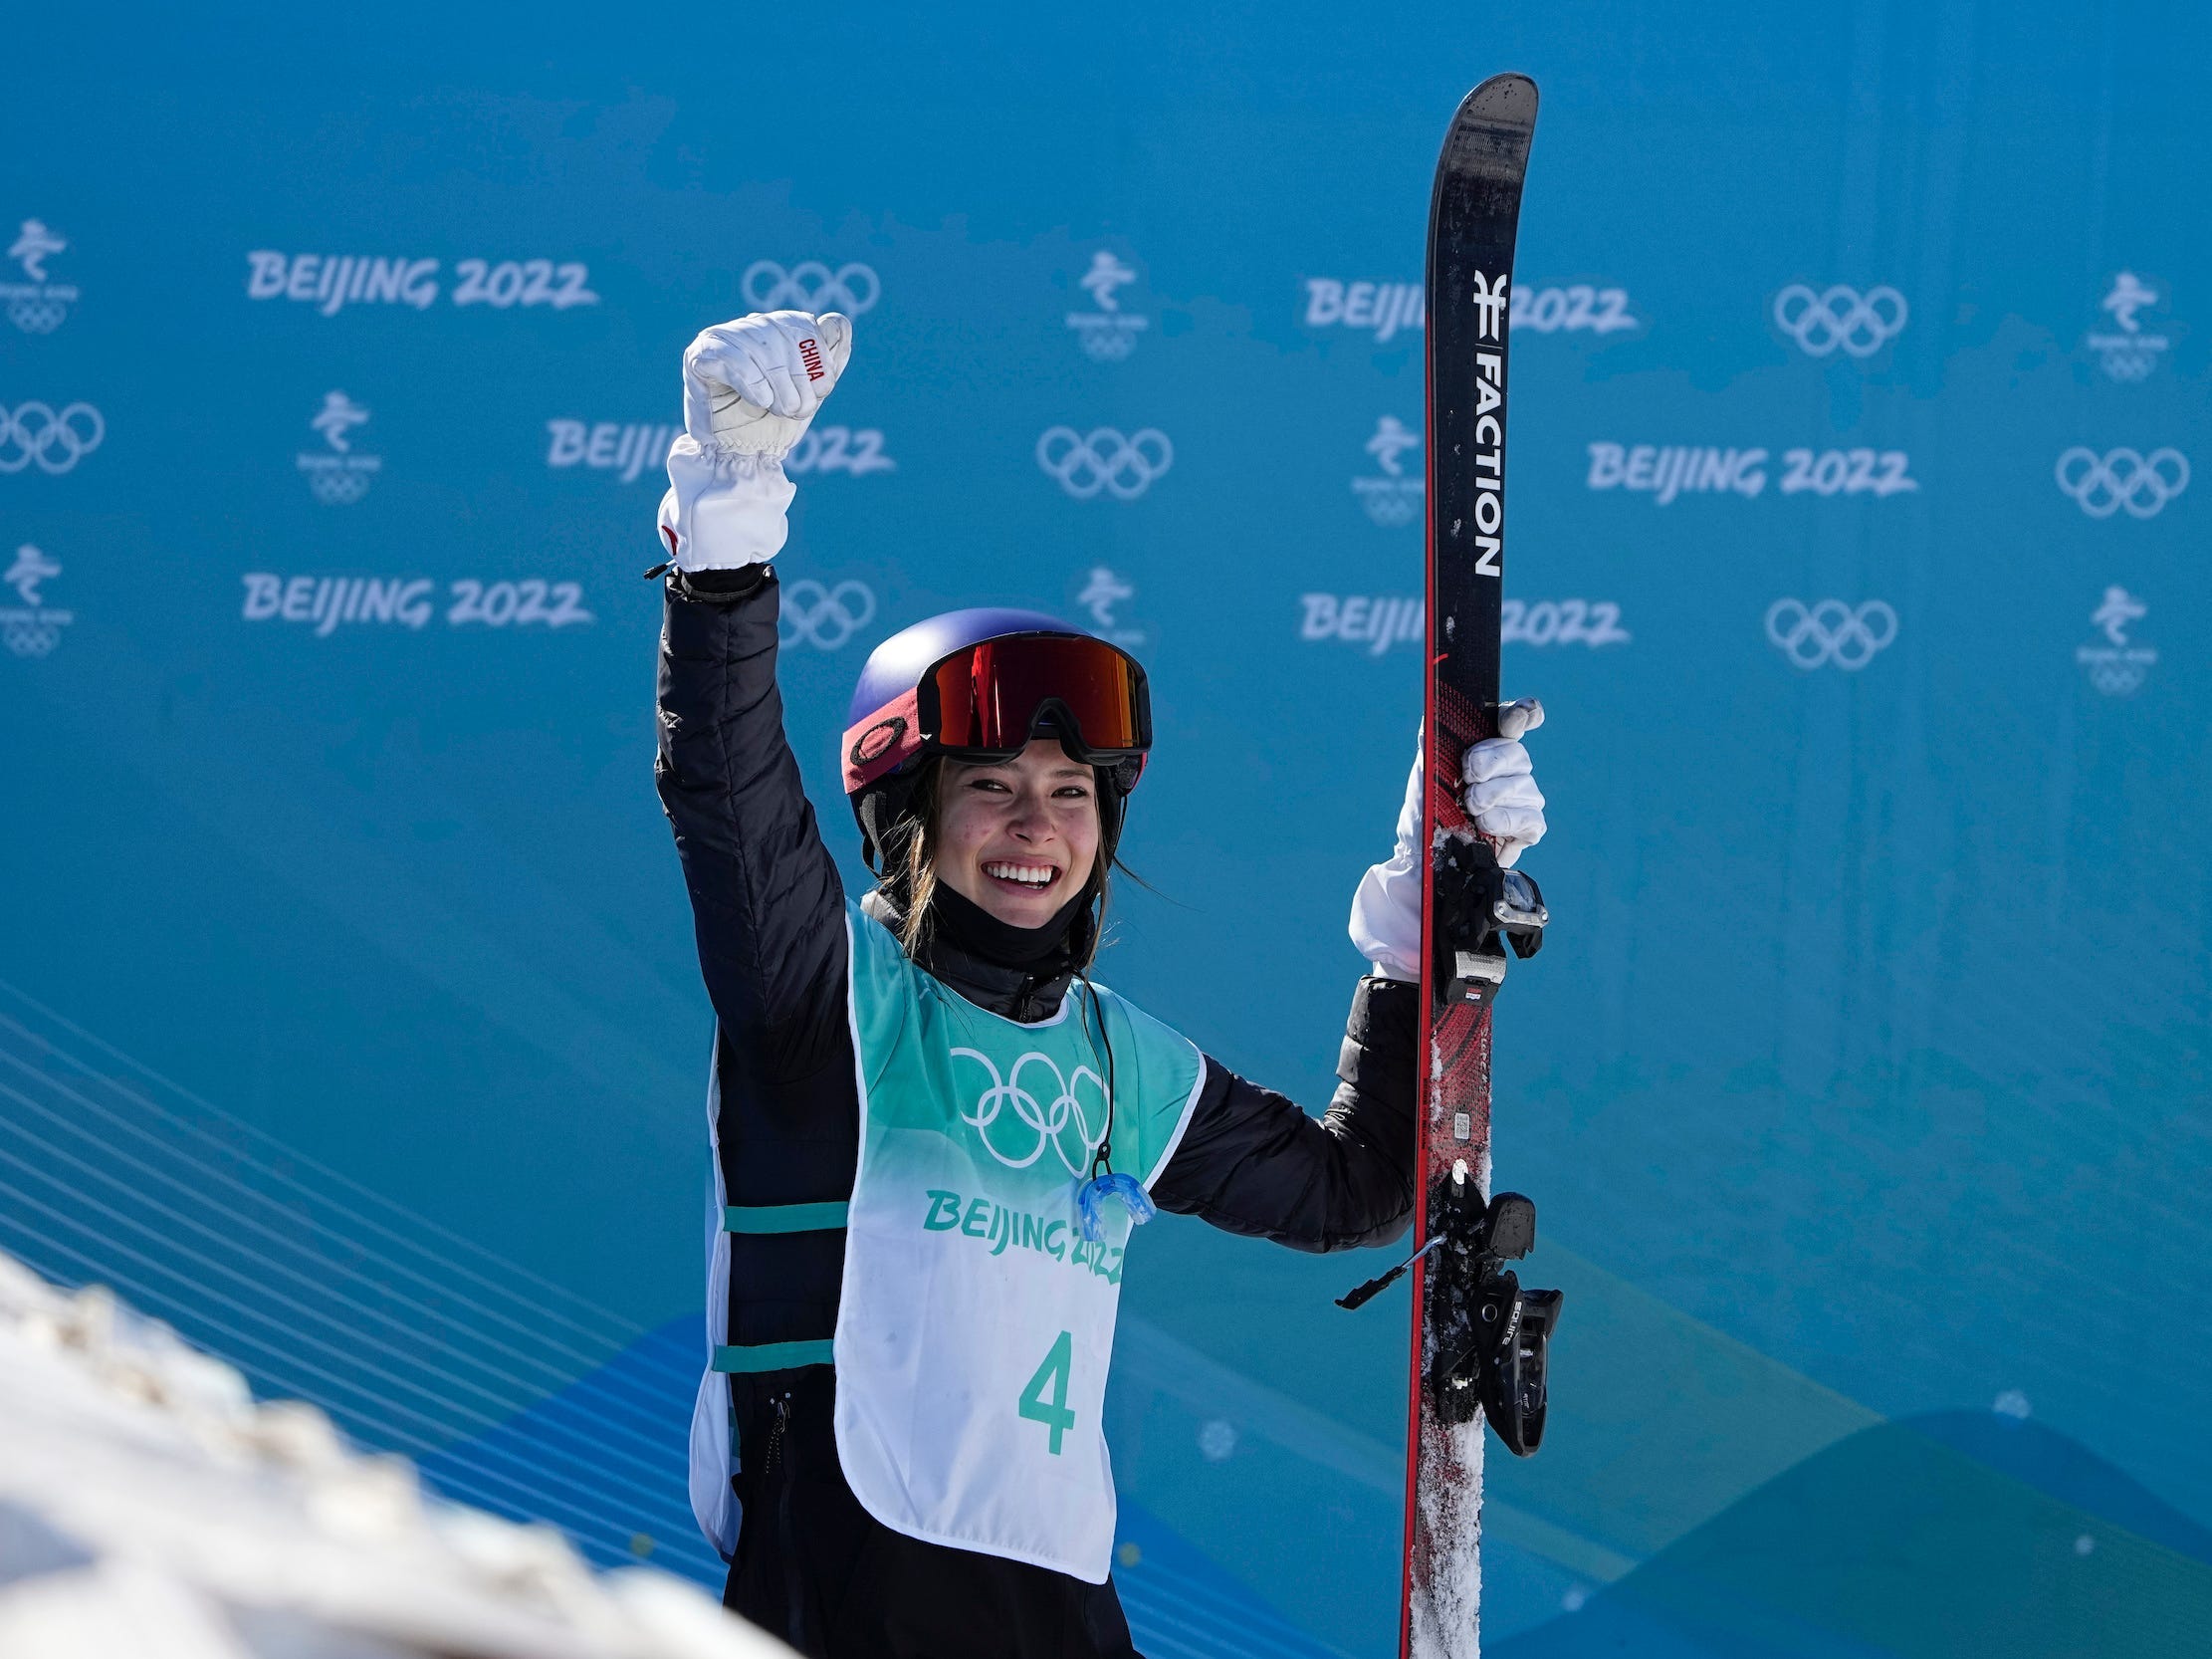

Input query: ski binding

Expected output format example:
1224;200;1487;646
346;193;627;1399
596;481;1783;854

1432;832;1547;1008
1422;1174;1560;1456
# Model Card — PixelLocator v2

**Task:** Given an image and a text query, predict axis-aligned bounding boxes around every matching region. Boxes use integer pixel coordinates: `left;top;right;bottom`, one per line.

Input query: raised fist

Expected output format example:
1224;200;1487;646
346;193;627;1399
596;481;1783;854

682;311;853;458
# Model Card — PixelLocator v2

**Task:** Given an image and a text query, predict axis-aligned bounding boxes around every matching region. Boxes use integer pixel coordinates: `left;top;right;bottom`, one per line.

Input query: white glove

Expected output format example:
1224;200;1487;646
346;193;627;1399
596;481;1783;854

1348;699;1548;983
1462;698;1546;866
656;310;853;572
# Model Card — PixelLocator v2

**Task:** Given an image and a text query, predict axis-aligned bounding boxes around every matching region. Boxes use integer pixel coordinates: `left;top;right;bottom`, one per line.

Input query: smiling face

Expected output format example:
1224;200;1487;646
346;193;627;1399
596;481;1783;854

933;739;1102;929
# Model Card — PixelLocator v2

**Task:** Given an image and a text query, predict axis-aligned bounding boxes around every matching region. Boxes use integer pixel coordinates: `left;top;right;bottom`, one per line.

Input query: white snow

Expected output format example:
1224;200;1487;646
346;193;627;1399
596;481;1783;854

0;1249;789;1659
1408;1413;1486;1659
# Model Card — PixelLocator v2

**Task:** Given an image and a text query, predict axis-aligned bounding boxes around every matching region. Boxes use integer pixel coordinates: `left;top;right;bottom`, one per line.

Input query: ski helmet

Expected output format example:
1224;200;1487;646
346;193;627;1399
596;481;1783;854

842;607;1152;872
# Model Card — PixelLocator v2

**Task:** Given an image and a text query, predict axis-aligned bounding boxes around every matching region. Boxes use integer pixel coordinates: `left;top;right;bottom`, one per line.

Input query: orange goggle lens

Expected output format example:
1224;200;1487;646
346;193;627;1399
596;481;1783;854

925;634;1150;759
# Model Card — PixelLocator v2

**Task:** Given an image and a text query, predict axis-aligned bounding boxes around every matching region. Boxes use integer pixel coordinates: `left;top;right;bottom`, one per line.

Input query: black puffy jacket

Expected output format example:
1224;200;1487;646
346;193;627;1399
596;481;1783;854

656;562;1416;1657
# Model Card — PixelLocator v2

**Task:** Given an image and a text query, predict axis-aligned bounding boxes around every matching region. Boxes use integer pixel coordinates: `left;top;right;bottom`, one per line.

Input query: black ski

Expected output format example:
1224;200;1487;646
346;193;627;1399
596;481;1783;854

1387;74;1560;1659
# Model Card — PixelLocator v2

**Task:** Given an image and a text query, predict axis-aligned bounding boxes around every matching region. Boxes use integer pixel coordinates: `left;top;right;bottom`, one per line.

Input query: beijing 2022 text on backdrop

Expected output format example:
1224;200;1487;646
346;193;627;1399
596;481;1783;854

4;5;2208;1654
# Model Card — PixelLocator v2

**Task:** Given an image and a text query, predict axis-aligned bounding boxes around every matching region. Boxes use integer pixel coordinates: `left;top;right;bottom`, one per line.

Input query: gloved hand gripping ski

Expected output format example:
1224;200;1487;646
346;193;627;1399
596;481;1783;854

1349;698;1549;986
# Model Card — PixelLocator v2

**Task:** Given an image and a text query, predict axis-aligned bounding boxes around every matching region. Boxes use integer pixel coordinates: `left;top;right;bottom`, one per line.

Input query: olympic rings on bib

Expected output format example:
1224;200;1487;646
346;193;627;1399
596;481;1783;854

777;579;876;651
1772;285;1908;358
0;401;106;475
952;1049;1110;1178
1765;598;1898;671
1035;426;1174;500
742;260;880;317
2054;446;2189;520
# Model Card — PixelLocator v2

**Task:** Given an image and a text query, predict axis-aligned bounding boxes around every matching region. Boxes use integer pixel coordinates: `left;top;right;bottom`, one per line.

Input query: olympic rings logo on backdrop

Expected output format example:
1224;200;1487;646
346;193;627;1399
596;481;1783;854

777;579;876;651
308;470;372;506
951;1048;1109;1177
1035;426;1174;500
742;260;881;317
2;618;64;657
8;300;69;335
1772;285;1908;358
2053;447;2190;519
1765;598;1898;671
0;402;106;475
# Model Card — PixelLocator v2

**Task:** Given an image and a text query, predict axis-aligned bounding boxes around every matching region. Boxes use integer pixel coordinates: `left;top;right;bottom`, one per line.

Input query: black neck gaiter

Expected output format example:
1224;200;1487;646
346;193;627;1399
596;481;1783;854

928;879;1089;973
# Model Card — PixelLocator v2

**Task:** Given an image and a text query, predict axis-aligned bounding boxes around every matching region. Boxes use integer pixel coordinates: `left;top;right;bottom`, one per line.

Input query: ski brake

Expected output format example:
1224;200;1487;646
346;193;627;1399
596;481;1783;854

1337;1179;1560;1457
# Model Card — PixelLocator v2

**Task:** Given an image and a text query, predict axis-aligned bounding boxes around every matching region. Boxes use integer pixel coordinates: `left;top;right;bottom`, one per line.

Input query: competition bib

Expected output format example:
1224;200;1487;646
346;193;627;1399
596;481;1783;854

832;903;1204;1581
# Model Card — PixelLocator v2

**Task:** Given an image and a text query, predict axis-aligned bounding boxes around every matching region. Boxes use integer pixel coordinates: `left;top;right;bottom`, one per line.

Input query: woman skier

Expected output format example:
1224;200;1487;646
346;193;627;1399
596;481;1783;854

653;310;1549;1658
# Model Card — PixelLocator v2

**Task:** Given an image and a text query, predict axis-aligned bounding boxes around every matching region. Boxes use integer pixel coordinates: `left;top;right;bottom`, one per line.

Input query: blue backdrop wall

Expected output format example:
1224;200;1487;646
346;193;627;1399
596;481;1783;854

4;5;2208;1655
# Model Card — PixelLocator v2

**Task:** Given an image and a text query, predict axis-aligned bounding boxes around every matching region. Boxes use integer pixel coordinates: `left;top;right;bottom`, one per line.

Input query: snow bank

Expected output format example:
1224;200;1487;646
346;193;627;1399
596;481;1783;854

0;1249;787;1659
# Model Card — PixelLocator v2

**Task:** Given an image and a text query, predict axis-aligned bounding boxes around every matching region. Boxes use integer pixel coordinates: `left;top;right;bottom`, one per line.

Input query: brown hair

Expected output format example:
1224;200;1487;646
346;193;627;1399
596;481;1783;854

886;757;1111;965
894;761;942;956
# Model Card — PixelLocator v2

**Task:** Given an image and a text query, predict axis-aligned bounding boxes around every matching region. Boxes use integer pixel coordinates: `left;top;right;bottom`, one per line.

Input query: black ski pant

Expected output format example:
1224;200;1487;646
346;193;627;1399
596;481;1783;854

723;1368;1142;1659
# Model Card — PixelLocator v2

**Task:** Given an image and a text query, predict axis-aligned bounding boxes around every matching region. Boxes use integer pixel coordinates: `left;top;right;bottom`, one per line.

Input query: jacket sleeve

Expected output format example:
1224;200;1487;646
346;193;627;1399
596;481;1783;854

655;564;850;1082
1151;977;1419;1253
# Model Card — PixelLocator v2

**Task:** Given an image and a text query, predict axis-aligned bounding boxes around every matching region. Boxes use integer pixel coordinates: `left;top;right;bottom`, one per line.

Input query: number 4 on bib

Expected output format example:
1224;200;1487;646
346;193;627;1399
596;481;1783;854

1018;1330;1077;1455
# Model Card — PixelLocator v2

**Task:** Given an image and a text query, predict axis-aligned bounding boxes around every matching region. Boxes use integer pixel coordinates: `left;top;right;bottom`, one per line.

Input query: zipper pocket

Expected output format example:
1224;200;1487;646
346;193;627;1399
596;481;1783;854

764;1392;790;1476
767;1392;805;1649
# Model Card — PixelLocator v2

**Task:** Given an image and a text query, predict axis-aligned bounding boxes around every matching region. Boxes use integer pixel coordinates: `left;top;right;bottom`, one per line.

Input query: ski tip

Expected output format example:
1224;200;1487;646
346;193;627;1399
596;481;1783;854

1454;72;1540;129
1468;70;1539;105
1441;73;1539;165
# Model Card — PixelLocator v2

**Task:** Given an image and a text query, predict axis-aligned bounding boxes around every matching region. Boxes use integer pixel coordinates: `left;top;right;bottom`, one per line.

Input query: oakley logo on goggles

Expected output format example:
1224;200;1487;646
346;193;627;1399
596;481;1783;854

843;632;1151;793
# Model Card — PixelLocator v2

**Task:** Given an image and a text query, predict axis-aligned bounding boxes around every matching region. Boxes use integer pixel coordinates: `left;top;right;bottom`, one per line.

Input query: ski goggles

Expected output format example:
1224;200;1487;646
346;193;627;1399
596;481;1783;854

843;632;1152;794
